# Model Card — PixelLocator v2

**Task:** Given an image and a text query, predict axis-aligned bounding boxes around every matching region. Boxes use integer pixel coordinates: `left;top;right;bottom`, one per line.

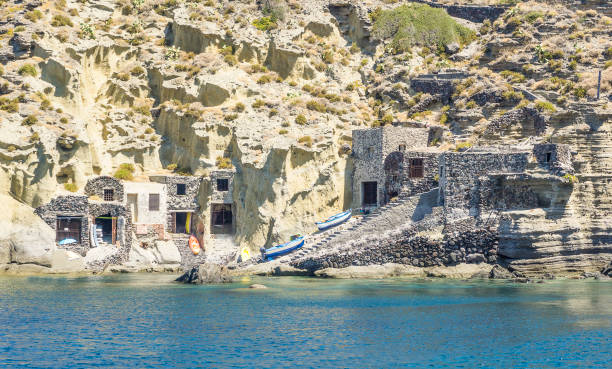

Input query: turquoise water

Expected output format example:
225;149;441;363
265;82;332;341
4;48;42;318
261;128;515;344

0;275;611;368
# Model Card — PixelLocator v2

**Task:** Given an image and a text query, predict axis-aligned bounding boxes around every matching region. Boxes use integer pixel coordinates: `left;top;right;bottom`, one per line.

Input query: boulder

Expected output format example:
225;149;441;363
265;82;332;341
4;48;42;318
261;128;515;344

489;265;513;279
0;195;56;267
249;284;267;289
176;263;232;284
466;253;486;264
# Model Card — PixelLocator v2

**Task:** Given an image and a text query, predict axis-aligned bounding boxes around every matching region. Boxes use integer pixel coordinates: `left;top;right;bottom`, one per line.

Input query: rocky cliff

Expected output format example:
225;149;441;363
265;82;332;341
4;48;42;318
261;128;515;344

0;0;610;275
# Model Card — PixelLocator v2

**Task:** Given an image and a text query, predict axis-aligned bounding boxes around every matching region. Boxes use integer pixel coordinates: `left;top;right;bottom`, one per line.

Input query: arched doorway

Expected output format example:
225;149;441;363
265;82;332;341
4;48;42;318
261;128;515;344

384;151;404;204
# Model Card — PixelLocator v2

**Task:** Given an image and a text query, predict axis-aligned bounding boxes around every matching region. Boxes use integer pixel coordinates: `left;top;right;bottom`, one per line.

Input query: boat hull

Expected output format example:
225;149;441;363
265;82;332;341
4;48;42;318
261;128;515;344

316;210;352;231
264;237;305;260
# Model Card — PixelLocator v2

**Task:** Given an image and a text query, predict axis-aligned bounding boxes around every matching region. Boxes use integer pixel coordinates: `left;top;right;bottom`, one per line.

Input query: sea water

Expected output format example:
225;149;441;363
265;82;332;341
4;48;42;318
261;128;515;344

0;274;610;368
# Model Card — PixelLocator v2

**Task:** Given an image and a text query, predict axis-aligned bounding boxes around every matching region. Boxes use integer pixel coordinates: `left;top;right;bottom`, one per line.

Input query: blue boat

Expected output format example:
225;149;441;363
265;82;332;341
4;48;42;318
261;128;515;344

58;238;77;246
261;236;305;261
316;209;352;231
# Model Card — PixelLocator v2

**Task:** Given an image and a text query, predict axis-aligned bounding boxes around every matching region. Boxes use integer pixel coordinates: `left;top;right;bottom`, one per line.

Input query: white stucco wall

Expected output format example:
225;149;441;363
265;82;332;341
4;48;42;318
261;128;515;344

123;182;167;225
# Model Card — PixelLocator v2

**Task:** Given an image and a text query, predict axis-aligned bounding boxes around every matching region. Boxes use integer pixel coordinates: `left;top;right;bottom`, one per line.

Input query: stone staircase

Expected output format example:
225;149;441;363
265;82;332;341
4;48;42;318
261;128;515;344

271;188;440;265
173;234;207;269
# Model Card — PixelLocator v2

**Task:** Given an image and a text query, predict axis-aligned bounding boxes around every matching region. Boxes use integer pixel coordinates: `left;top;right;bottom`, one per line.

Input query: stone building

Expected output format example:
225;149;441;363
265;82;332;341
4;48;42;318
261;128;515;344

532;143;573;175
351;126;434;208
149;175;202;235
438;151;530;216
34;193;132;261
123;181;168;243
208;170;235;235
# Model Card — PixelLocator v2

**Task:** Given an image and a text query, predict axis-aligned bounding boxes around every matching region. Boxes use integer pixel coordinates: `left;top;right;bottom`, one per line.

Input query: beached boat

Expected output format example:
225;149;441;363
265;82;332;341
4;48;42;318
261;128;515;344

261;236;305;260
316;209;352;231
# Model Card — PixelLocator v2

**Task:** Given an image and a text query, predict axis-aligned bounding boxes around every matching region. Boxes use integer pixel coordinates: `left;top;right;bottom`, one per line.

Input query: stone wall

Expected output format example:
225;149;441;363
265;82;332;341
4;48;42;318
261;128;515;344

84;176;124;202
402;152;440;198
88;201;133;267
294;216;498;271
34;195;90;252
352;126;428;208
439;152;530;214
533;143;574;175
210;170;234;204
410;76;457;103
151;175;202;211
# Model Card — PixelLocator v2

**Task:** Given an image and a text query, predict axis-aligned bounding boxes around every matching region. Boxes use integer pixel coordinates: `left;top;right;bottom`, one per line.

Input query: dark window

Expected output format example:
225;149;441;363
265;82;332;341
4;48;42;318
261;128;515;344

177;183;186;195
103;189;114;201
174;212;189;234
149;193;160;211
362;181;377;206
217;178;229;191
546;152;552;163
56;217;82;243
409;158;424;178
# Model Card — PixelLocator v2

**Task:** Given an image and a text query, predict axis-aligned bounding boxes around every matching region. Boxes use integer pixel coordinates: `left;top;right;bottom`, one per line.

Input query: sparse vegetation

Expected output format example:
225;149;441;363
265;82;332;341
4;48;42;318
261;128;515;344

51;14;73;27
234;102;245;112
130;66;145;76
298;136;312;148
22;115;38;126
535;100;556;113
25;9;43;22
372;4;474;54
252;16;277;31
113;163;135;180
18;64;37;77
64;183;78;192
295;114;307;125
216;156;232;169
500;70;525;83
563;173;579;184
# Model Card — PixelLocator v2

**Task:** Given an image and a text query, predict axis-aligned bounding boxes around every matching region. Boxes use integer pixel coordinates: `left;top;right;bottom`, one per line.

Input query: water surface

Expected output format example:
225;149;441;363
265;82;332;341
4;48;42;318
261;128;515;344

1;274;610;368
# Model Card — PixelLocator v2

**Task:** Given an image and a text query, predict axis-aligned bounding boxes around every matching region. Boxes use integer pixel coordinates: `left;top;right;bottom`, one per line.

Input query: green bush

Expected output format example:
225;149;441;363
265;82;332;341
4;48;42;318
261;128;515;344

306;99;326;112
133;105;151;116
279;128;288;135
298;136;312;148
524;11;544;24
252;16;276;31
0;97;19;113
64;183;78;192
224;113;238;121
216;156;232;169
535;100;556;113
51;14;73;27
252;99;265;109
372;4;474;54
563;173;579;184
18;64;37;77
113;163;135;180
22;115;38;125
500;70;525;83
381;113;393;125
257;74;273;84
573;87;587;99
455;142;472;152
25;9;43;22
129;66;144;76
295;114;307;125
234;102;245;112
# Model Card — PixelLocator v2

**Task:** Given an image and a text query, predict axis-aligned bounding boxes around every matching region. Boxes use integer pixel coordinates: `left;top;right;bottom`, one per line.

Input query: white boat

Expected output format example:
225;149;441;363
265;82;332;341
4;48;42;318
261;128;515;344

316;209;352;231
261;236;305;260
